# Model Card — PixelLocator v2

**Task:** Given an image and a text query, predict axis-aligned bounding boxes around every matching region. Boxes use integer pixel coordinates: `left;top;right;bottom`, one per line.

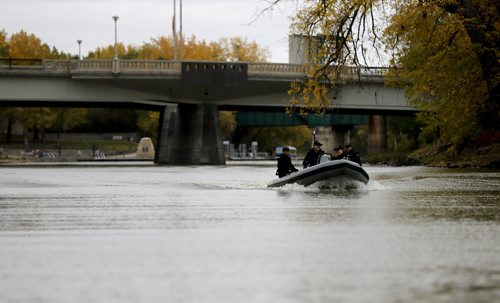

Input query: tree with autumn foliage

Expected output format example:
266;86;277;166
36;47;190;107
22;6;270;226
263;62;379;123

272;0;499;150
1;29;70;60
0;30;8;57
87;35;269;62
384;1;495;149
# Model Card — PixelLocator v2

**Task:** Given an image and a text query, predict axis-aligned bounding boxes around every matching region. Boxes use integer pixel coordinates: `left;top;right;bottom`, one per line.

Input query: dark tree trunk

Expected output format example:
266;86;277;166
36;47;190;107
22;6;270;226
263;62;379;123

6;116;13;144
33;128;39;141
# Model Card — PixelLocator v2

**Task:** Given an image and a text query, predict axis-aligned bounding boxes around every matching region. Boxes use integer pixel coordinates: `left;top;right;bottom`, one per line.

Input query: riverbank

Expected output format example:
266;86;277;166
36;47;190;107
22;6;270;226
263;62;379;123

364;143;500;169
414;143;500;168
2;141;499;169
0;139;139;164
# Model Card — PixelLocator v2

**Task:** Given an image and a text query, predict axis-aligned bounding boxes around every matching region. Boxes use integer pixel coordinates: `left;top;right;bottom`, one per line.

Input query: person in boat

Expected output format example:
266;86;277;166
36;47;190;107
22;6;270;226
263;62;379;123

344;144;362;166
332;145;345;160
276;147;298;178
303;141;324;168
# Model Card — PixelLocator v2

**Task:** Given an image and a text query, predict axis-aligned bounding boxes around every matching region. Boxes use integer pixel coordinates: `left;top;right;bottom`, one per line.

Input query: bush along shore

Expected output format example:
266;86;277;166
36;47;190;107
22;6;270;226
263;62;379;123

364;143;500;169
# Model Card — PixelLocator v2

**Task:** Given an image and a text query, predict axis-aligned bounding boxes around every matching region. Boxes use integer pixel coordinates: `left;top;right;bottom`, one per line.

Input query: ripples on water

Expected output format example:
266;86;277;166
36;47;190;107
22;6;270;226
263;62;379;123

0;162;499;303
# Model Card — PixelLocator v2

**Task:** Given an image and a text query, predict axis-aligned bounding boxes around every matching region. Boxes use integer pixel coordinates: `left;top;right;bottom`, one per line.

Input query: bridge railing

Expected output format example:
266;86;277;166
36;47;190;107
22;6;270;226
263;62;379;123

119;60;180;72
4;59;390;81
247;63;388;82
43;60;72;73
71;59;113;72
42;59;182;74
247;63;307;75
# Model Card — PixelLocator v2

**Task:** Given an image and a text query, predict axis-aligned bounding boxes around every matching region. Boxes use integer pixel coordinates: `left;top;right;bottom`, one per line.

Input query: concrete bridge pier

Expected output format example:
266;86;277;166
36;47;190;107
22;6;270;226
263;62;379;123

367;115;387;154
314;126;352;153
155;103;225;165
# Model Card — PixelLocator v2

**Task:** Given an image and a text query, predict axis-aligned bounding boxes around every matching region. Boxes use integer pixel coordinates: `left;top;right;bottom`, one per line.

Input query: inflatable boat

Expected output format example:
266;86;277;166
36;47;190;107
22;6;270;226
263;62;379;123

267;157;369;188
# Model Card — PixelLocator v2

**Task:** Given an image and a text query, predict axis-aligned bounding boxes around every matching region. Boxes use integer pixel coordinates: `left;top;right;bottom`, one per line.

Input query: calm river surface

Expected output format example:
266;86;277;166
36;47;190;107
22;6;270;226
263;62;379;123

0;162;499;303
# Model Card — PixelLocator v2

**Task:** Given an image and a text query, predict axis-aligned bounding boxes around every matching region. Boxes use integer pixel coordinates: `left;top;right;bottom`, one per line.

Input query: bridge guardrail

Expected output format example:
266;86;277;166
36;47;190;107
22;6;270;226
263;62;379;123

71;59;113;72
43;60;71;73
42;59;182;75
247;63;307;74
3;58;390;82
120;60;181;73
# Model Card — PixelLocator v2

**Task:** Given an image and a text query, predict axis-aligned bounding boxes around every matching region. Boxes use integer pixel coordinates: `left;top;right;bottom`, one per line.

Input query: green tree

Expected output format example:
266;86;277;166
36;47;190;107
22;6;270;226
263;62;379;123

52;108;88;154
386;116;420;152
219;111;237;140
0;108;17;143
16;108;56;143
75;108;139;132
384;1;490;149
137;111;160;139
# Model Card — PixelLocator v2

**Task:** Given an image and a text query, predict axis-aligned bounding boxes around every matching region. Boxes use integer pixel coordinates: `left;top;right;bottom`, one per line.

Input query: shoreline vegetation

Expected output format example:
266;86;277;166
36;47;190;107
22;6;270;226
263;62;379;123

1;139;499;169
363;143;500;169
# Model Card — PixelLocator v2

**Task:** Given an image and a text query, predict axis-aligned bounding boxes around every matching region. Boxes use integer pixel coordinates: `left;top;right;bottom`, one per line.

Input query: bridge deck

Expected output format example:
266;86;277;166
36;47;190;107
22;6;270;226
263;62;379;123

0;59;414;114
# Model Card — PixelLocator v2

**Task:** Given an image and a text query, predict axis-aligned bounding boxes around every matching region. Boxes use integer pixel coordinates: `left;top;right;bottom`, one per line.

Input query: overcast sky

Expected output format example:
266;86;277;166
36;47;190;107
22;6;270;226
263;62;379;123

1;0;300;62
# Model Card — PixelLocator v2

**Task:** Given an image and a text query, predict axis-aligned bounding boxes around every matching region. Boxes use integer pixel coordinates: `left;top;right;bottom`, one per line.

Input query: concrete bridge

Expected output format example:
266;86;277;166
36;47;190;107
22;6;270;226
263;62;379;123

0;59;414;164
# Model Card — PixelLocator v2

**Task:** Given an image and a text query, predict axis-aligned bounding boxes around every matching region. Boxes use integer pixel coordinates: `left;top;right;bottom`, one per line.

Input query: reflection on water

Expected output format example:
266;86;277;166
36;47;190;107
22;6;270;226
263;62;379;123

0;163;499;303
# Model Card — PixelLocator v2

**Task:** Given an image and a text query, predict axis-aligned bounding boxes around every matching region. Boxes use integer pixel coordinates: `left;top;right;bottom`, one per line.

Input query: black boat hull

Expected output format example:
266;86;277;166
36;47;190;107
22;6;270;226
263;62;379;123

267;159;369;188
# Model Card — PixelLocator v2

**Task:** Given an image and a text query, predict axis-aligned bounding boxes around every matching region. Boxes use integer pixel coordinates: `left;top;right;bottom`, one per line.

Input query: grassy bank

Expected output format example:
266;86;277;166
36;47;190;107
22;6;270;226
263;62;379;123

364;143;500;169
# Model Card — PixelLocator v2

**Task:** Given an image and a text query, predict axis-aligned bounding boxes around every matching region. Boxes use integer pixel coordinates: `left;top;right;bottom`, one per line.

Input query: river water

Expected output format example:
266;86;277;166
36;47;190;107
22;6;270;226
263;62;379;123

0;162;498;303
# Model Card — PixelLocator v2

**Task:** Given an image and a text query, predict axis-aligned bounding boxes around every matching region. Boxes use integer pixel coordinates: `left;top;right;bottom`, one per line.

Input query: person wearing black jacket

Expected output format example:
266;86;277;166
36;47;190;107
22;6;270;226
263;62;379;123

332;146;343;160
344;144;362;166
302;141;324;168
276;147;298;178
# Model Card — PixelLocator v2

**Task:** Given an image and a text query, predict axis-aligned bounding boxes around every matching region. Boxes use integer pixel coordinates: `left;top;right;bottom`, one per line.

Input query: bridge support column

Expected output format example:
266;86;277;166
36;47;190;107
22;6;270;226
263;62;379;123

155;104;225;165
368;115;387;154
314;126;351;153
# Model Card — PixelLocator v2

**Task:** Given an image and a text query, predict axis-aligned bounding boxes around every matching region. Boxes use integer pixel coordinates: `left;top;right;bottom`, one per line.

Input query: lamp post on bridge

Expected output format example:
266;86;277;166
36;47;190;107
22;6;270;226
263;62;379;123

172;0;183;61
179;0;183;61
112;15;120;75
76;39;82;60
173;0;177;60
112;15;119;60
235;42;241;61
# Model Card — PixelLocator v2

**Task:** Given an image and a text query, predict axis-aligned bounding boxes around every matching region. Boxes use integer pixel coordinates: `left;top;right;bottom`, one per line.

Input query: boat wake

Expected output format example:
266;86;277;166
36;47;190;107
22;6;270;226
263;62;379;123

187;179;387;193
312;179;362;191
191;181;269;190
